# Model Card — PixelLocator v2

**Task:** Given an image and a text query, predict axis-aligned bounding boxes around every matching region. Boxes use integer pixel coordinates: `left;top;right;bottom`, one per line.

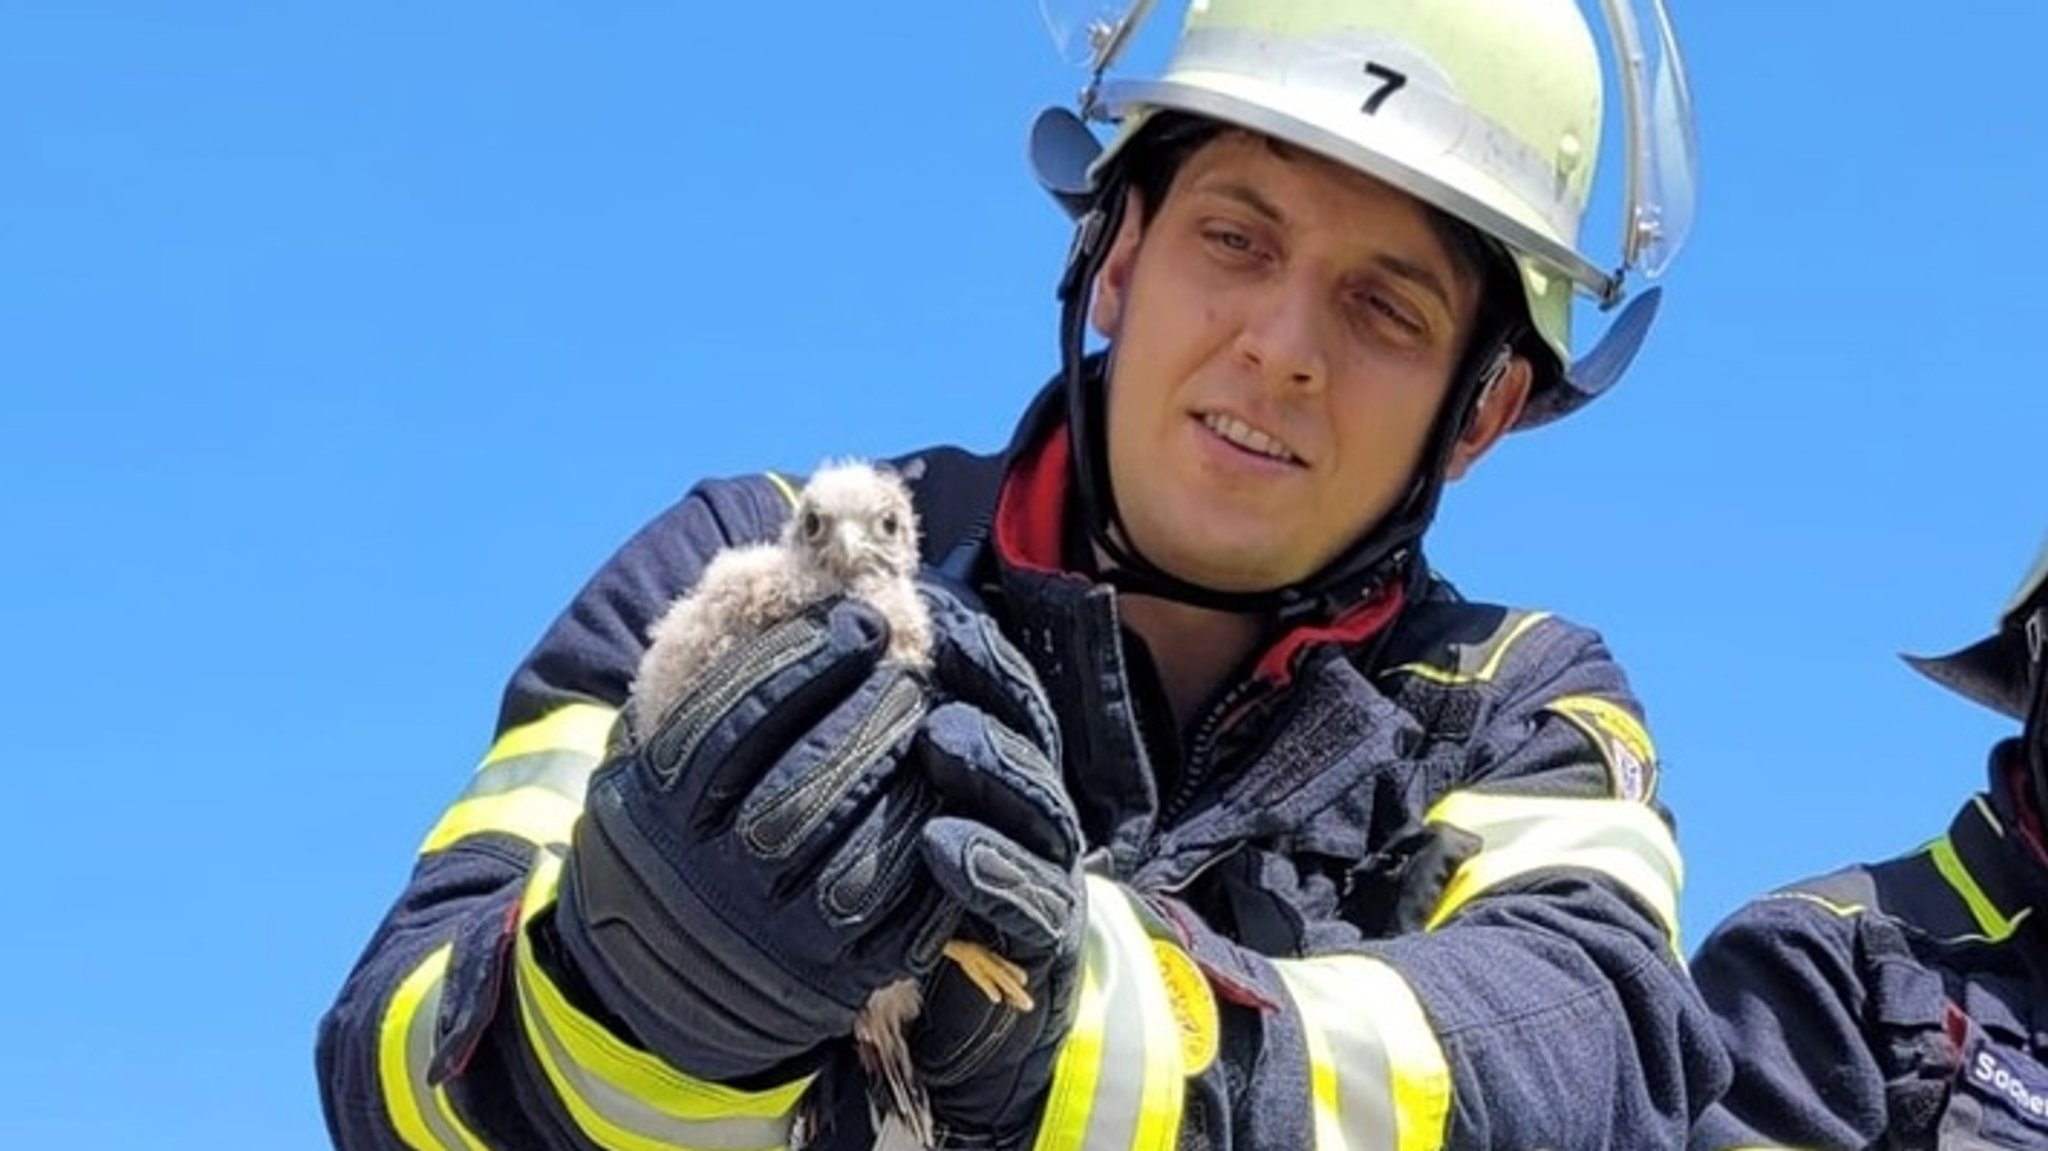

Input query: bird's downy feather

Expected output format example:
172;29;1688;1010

627;459;928;739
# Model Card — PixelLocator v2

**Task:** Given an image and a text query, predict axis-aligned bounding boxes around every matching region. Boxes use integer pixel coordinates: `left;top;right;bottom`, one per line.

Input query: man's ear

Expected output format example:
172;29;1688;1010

1089;187;1147;339
1444;354;1533;480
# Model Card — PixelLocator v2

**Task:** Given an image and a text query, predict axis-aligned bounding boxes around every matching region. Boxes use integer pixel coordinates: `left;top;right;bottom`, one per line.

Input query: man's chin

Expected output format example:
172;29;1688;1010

1134;537;1309;597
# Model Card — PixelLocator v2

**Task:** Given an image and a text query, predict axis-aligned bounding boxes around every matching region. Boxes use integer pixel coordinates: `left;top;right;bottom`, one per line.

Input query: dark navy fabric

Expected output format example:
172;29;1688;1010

318;380;1724;1150
1692;741;2048;1150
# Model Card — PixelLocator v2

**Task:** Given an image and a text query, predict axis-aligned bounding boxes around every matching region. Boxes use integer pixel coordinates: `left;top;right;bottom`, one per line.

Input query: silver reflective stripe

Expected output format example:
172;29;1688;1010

1425;791;1682;947
514;960;798;1151
454;747;596;805
1032;878;1184;1151
1275;955;1450;1151
1070;911;1147;1150
420;704;617;853
399;962;484;1150
1281;961;1390;1149
509;853;805;1151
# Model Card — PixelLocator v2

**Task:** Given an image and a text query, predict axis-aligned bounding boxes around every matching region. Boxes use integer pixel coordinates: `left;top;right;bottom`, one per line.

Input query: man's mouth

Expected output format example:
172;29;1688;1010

1200;412;1302;465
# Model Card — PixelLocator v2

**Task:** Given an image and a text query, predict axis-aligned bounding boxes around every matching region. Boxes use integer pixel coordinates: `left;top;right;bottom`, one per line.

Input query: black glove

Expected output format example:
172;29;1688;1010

553;597;953;1084
906;583;1087;1146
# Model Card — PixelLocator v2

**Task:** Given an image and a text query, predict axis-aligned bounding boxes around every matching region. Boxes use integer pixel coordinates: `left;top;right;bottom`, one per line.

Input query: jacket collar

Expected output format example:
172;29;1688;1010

988;381;1407;691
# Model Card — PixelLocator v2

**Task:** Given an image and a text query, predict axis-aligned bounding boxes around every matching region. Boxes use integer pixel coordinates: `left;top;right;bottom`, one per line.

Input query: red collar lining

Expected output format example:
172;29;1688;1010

993;426;1071;575
992;422;1405;687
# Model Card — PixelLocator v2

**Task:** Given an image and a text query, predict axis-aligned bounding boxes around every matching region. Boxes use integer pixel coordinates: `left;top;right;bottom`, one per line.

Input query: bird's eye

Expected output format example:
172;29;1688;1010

801;511;824;540
878;512;899;537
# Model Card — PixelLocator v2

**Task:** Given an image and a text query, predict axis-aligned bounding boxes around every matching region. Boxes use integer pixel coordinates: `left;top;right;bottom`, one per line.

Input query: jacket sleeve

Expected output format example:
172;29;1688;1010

1686;892;1888;1151
315;474;814;1151
1001;613;1729;1151
1372;613;1730;1149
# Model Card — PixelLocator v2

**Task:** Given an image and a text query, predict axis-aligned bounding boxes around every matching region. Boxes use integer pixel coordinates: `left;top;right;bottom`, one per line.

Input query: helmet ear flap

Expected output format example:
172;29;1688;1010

1031;107;1102;220
1515;286;1662;431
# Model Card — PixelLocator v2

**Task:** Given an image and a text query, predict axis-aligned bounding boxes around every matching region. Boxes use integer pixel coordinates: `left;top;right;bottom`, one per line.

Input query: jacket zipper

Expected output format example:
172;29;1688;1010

1157;676;1269;829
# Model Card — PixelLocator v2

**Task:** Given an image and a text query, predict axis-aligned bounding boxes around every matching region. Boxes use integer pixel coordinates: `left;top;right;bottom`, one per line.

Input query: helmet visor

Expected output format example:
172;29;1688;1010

1600;0;1699;278
1037;0;1160;76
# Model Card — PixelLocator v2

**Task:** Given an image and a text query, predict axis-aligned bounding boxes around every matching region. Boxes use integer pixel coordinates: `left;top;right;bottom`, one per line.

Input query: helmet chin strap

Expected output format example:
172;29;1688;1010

1055;179;1519;625
2024;607;2048;831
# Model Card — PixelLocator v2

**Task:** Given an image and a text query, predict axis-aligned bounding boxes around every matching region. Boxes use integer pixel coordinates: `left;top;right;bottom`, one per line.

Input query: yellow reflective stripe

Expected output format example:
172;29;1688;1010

512;854;808;1151
1929;834;2023;941
1390;613;1550;685
419;704;618;853
483;702;618;767
377;945;489;1151
1035;948;1108;1148
1423;791;1683;952
422;788;584;854
1033;877;1184;1151
1276;955;1451;1151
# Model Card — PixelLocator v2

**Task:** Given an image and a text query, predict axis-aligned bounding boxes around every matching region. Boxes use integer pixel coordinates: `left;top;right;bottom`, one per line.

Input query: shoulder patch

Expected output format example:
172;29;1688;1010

1546;693;1659;801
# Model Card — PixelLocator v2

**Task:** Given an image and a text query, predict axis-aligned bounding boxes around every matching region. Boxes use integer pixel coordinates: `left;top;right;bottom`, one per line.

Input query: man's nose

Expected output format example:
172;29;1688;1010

1233;281;1327;392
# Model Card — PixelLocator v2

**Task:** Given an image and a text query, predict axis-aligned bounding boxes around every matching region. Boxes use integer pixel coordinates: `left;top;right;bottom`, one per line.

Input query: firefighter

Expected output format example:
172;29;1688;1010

1692;536;2048;1150
318;1;1725;1147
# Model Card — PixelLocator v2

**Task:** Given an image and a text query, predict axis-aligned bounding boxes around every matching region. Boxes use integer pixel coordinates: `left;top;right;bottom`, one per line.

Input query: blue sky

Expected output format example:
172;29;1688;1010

5;3;2046;1145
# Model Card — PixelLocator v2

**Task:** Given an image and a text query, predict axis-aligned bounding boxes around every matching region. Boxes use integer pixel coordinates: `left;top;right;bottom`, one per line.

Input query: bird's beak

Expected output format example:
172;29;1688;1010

833;523;863;569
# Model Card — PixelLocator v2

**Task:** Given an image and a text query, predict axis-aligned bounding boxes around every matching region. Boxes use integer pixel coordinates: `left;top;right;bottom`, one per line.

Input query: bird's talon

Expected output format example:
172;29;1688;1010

943;939;1035;1012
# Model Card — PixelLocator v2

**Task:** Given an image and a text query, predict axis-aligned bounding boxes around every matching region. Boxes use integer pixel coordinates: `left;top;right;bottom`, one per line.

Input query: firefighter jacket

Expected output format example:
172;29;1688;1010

317;381;1726;1150
1691;741;2048;1150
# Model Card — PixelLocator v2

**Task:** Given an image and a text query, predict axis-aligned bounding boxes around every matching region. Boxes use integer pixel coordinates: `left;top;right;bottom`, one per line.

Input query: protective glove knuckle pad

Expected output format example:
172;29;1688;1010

737;671;926;861
644;613;830;789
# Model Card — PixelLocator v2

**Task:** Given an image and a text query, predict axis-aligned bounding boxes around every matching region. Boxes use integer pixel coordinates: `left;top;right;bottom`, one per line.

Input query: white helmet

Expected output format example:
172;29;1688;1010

1032;0;1700;426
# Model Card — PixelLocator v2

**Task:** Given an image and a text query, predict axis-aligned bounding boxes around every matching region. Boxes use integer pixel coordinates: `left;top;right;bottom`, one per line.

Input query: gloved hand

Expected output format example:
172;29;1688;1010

552;596;953;1084
906;583;1087;1146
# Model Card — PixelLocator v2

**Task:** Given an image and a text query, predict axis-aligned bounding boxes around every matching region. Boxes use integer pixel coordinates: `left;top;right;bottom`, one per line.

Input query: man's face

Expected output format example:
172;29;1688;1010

1092;130;1527;593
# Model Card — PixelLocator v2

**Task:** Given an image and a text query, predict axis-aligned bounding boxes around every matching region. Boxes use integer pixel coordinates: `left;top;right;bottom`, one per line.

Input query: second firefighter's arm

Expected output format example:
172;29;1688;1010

1687;892;1889;1151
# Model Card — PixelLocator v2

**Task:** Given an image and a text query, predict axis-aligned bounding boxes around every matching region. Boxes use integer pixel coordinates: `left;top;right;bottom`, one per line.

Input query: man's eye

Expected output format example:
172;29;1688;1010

1203;226;1255;254
1360;293;1425;337
1373;297;1421;330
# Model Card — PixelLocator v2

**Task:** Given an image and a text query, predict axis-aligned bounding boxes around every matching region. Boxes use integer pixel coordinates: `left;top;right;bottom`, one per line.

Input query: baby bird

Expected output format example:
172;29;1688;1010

626;458;1032;1148
629;459;933;736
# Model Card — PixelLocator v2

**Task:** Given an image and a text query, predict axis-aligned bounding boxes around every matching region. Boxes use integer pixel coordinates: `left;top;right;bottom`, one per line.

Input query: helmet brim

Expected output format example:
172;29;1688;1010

1903;630;2029;721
